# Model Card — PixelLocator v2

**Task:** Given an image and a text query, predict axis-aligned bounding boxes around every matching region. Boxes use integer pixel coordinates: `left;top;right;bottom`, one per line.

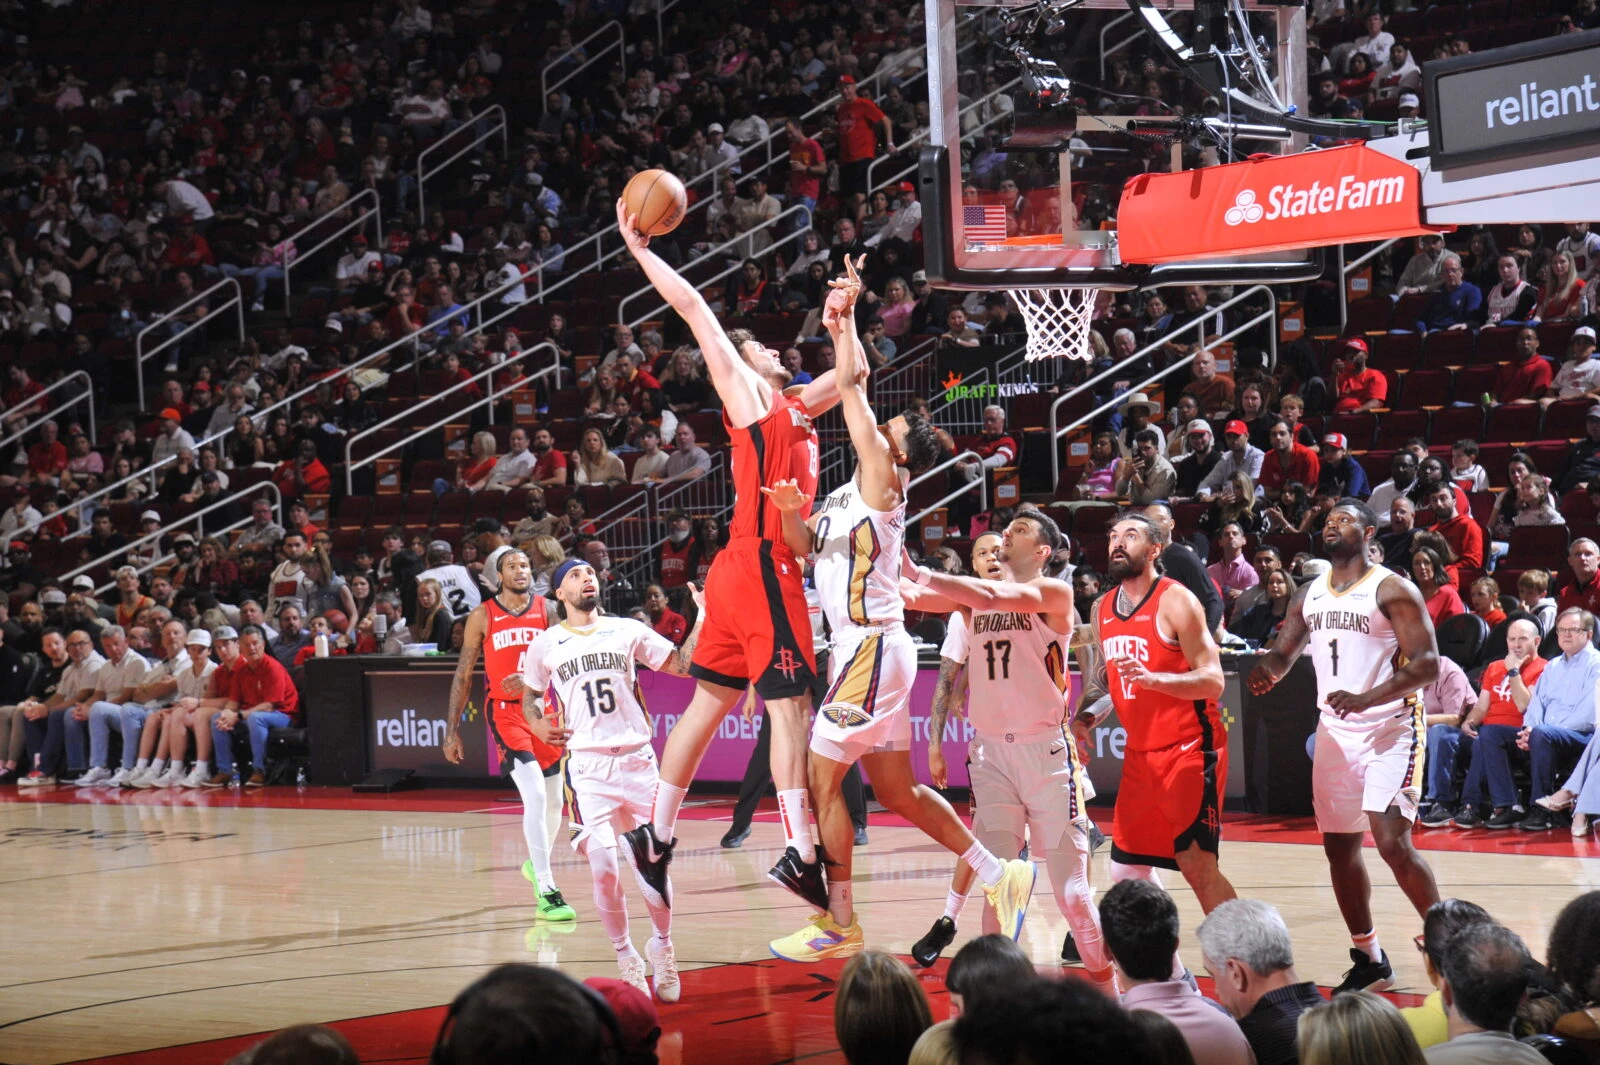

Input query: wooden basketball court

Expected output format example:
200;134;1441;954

1;787;1595;1065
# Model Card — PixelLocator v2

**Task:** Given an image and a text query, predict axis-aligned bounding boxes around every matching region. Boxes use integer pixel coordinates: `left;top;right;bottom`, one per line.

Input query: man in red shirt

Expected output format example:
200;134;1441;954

4;365;45;416
1492;327;1553;405
1556;538;1600;615
954;405;1018;485
205;625;299;788
529;426;568;487
1332;339;1387;412
834;75;893;208
784;117;827;216
26;419;68;486
1257;418;1320;502
163;215;216;269
1425;482;1485;581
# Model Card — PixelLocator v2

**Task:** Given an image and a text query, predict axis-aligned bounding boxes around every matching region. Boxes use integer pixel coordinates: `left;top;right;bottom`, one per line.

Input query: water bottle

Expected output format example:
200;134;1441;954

296;766;307;786
374;613;388;639
314;633;330;658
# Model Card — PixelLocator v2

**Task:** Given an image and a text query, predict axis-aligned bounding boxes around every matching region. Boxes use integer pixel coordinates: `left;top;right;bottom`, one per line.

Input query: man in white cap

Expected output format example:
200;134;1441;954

418;539;481;616
1546;328;1600;407
705;122;739;173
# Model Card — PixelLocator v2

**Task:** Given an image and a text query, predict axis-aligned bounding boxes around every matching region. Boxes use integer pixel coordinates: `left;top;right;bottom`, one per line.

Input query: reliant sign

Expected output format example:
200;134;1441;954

1427;30;1600;170
1116;145;1436;265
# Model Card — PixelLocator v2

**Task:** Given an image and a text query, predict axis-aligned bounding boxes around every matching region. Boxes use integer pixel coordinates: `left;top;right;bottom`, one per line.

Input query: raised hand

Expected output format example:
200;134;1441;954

760;479;812;513
687;581;705;612
615;198;650;253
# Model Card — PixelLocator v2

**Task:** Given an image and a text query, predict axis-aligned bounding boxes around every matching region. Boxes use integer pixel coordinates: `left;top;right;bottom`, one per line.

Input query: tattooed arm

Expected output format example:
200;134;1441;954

927;654;966;788
659;583;707;676
442;606;488;764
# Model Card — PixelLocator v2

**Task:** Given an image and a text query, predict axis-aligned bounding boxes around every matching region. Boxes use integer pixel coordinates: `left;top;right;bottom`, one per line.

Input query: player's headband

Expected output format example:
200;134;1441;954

551;559;589;589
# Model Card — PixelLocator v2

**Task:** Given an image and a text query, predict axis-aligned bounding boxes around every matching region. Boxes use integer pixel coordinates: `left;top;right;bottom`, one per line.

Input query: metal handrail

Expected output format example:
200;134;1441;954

343;343;559;492
63;481;284;591
282;187;383;307
64;264;541;529
1046;285;1280;488
134;278;245;403
864;77;1019;195
1337;238;1402;335
907;449;987;526
417;104;509;221
1098;11;1139;82
1043;299;1280;486
542;23;625;114
618;204;814;328
0;371;95;451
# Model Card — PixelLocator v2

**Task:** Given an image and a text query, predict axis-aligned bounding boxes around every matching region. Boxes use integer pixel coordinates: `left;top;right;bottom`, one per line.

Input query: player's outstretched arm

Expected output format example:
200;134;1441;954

1246;582;1312;695
660;583;708;676
761;479;816;559
1326;574;1440;717
443;606;487;764
826;256;899;510
1116;584;1225;700
910;558;1075;618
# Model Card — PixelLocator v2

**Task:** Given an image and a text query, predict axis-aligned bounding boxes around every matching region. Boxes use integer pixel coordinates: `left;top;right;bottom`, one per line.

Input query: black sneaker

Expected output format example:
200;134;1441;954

1061;931;1082;965
854;825;869;847
1334;948;1394;994
720;824;752;849
1087;823;1108;854
767;846;829;910
911;916;957;968
1518;808;1554;832
1419;803;1455;828
1485;807;1522;830
621;824;675;909
1453;805;1486;829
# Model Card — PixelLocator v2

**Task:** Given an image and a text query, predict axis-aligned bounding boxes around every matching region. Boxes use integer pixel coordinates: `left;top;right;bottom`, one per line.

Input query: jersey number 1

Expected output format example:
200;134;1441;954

580;678;616;716
1329;638;1339;677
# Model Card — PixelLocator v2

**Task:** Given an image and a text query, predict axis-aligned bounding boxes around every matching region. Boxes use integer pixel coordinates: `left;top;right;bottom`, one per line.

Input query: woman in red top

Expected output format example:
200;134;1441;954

457;431;499;491
644;583;689;645
1412;547;1465;628
1469;577;1507;630
1540;251;1589;321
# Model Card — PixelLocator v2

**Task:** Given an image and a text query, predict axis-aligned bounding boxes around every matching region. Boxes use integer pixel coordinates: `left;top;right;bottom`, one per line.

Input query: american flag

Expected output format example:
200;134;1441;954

963;204;1009;243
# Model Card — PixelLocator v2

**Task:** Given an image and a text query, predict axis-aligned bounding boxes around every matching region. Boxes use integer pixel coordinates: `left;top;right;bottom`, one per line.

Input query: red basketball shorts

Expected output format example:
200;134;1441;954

1111;733;1228;871
690;538;816;699
488;697;563;772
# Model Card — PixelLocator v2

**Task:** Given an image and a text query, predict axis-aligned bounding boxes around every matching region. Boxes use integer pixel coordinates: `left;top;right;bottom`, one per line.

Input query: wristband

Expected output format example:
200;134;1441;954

912;566;933;586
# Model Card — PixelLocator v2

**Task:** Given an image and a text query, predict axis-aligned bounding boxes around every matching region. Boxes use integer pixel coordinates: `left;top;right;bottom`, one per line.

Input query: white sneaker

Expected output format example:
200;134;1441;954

106;768;134;788
18;772;55;787
250;298;264;312
128;767;159;789
179;767;209;788
156;766;187;788
646;936;681;1003
618;950;649;997
73;767;112;787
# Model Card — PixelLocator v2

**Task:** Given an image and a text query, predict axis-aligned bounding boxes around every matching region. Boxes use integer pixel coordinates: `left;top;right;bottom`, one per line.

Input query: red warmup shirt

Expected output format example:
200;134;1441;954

653;607;688;645
974;431;1018;464
1479;656;1547;727
789;136;826;201
1334;367;1387;411
231;653;301;721
1435;512;1485;572
1258;443;1320;497
28;440;67;477
836;97;888;164
1493;356;1553;403
1558;573;1600;616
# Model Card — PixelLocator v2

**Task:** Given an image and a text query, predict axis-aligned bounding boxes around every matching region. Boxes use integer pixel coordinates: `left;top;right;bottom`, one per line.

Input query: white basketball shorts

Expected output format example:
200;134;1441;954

564;746;659;852
968;728;1090;853
1312;709;1426;834
810;626;917;764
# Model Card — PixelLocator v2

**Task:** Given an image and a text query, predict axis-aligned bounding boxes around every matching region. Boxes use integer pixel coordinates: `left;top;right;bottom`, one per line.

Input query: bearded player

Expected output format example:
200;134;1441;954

1075;512;1237;917
521;561;705;1002
615;200;844;911
761;260;1035;960
898;512;1111;992
442;548;574;921
1248;499;1441;992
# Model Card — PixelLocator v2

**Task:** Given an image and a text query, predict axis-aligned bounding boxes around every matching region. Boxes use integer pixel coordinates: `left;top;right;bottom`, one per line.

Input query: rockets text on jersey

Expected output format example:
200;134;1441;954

1097;577;1221;752
482;595;551;702
726;390;819;542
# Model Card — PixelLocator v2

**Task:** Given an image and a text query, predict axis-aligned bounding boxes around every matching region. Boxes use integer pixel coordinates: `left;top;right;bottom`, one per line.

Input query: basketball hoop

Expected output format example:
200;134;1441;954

1008;286;1097;362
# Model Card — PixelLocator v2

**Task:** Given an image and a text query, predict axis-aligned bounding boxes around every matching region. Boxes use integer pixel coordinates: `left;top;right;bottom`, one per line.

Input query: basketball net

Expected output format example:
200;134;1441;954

1009;287;1097;362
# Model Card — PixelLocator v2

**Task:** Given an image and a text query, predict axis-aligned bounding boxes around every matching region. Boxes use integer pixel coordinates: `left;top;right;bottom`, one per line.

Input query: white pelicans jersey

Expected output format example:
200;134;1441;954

812;475;905;634
957;605;1071;738
522;618;674;754
1302;563;1421;729
418;563;482;616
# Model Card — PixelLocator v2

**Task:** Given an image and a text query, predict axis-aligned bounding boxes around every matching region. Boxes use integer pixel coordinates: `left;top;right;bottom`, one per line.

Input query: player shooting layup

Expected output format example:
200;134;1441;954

442;548;575;921
760;260;1035;960
1248;499;1441;992
901;510;1110;990
614;201;844;909
520;560;706;1002
1076;512;1237;915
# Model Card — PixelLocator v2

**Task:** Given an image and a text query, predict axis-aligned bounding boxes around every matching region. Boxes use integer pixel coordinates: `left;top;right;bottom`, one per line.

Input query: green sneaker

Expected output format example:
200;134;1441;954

523;860;577;921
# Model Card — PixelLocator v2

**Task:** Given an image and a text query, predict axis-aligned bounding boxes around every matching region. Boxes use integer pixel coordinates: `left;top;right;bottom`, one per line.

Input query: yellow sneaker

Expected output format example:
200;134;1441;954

983;859;1037;941
769;912;864;962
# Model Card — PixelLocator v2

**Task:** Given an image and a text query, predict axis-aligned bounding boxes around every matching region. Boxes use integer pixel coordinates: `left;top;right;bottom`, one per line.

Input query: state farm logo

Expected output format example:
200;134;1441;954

1222;175;1408;226
1225;190;1264;226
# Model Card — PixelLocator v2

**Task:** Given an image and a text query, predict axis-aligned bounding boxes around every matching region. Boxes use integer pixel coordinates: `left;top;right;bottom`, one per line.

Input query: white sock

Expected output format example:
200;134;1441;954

777;789;816;863
943;888;969;923
134;758;149;771
963;841;1007;886
828;878;853;927
651;780;688;842
151;758;166;774
509;759;554;890
1110;861;1162;887
1353;929;1383;963
194;760;209;775
588;843;632;953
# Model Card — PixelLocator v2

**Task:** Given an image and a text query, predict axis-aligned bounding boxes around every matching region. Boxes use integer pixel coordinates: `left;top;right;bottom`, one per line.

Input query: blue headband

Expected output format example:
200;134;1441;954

551;559;589;590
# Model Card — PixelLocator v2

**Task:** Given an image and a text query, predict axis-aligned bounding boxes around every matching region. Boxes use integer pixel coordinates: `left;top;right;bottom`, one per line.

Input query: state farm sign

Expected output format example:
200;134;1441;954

1117;145;1436;265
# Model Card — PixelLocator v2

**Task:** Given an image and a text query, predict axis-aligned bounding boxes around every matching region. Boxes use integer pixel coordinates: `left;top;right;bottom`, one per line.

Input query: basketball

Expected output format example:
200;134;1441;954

621;169;687;237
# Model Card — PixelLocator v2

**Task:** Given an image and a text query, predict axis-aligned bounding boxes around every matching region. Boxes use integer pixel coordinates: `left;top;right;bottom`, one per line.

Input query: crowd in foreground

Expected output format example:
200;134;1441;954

218;886;1600;1065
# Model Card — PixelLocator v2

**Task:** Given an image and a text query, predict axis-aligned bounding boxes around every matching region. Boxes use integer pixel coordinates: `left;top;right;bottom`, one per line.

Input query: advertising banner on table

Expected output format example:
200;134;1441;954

362;664;1247;802
1116;145;1438;265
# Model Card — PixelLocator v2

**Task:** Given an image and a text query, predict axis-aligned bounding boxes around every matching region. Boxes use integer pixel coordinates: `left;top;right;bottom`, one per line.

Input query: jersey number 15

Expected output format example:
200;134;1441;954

580;678;617;716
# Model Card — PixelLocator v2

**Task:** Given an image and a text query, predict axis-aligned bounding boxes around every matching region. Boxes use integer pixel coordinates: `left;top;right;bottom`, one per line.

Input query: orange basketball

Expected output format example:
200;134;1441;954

621;169;687;237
